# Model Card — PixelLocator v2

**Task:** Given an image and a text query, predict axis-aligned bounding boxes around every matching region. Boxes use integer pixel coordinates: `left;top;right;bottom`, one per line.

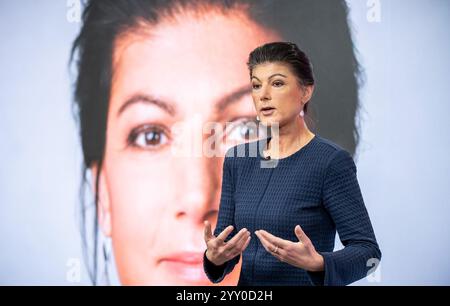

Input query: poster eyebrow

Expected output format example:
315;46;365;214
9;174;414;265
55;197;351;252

215;84;252;112
117;93;177;117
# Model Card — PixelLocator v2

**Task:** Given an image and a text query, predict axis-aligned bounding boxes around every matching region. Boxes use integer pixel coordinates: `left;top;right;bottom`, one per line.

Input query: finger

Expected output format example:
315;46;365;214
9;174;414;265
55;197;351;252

228;232;251;257
216;225;234;244
241;235;252;251
236;235;251;256
294;225;311;245
230;230;250;252
255;231;277;253
226;228;249;247
257;230;290;249
272;251;286;263
203;221;214;242
256;232;286;260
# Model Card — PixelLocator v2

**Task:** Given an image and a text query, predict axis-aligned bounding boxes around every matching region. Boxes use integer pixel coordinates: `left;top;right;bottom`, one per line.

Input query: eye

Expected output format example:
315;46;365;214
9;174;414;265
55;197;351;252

127;125;170;150
226;118;260;143
273;81;284;87
252;84;261;90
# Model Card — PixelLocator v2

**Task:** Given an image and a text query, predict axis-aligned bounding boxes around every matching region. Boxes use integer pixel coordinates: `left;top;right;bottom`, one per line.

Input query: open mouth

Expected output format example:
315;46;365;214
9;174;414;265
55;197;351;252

260;106;276;116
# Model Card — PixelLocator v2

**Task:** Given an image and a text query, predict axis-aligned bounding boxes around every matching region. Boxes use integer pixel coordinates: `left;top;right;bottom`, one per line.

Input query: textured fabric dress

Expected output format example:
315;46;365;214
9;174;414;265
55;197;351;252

203;134;381;286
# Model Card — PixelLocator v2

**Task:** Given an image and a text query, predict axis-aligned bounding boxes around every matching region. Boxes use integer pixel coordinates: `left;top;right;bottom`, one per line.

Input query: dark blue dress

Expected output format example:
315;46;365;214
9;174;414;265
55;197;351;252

203;134;381;286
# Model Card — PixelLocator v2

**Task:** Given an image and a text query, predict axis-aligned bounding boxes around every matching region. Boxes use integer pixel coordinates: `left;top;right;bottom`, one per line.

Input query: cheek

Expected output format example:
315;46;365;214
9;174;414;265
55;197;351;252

278;88;301;109
104;155;182;282
104;155;178;247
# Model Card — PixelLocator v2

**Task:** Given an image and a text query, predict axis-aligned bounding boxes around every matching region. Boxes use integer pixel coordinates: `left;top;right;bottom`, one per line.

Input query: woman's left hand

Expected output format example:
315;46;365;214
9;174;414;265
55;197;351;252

255;225;324;272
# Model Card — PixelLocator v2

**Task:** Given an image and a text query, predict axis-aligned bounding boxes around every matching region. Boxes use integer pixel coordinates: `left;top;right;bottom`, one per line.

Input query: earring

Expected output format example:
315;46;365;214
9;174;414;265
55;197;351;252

299;110;305;117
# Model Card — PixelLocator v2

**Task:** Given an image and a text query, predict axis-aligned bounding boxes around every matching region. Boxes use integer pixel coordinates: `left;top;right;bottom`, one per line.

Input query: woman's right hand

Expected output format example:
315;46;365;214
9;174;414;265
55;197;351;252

204;220;251;266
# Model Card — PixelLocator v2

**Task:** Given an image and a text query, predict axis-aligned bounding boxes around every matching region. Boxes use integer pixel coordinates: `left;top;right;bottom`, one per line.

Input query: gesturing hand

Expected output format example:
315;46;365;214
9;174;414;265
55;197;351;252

255;225;324;272
204;220;251;266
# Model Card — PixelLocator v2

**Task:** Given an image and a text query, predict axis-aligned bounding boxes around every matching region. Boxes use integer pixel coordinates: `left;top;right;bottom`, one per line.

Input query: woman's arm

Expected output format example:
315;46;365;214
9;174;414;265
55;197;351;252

308;149;382;286
203;151;241;283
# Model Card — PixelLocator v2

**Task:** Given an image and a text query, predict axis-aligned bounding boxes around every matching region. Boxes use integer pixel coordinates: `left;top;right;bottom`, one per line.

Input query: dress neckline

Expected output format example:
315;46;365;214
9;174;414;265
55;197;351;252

259;134;318;162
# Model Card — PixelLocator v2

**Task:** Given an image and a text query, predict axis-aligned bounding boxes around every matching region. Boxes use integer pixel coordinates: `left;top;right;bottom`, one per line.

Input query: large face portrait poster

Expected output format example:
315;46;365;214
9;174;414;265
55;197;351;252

1;0;449;287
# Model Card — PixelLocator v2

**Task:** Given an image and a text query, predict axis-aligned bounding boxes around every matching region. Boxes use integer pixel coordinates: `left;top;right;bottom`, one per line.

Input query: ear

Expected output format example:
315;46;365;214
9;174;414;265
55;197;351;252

302;85;315;104
91;163;112;237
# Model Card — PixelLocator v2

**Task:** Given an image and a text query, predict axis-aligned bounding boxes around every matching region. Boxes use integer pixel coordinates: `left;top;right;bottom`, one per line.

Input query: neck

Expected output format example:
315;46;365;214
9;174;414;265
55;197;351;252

266;116;314;158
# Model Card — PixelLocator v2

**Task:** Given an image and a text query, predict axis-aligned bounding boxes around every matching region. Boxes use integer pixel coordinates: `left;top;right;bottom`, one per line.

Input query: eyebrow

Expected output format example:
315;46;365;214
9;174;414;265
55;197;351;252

117;84;252;118
215;84;252;112
117;94;176;117
251;73;287;81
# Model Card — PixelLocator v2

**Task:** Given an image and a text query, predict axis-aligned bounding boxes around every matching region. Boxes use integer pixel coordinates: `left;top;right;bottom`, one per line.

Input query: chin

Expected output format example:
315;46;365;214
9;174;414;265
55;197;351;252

260;118;280;128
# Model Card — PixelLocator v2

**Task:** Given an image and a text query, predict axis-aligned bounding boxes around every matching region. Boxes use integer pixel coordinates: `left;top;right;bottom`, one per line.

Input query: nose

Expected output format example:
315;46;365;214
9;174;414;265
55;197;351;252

174;155;222;226
260;83;271;102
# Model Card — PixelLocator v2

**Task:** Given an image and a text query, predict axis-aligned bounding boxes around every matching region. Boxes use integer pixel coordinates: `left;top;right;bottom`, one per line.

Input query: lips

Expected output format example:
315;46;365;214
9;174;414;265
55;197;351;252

161;252;204;264
260;106;276;116
159;251;209;283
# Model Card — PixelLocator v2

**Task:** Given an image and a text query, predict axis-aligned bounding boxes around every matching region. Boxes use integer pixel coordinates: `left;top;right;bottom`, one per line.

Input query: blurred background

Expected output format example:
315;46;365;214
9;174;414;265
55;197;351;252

0;0;449;285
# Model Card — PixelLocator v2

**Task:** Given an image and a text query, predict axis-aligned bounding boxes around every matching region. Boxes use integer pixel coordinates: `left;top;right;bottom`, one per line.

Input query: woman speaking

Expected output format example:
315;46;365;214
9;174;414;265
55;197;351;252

203;42;381;286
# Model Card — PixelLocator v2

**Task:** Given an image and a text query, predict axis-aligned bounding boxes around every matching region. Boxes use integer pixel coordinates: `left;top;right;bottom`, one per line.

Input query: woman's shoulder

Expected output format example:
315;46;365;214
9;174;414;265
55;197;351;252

313;134;348;154
312;135;356;172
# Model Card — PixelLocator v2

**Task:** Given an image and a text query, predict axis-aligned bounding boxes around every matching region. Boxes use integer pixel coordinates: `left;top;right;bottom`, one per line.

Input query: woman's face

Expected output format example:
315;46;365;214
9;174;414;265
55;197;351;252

94;11;280;285
251;62;312;128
